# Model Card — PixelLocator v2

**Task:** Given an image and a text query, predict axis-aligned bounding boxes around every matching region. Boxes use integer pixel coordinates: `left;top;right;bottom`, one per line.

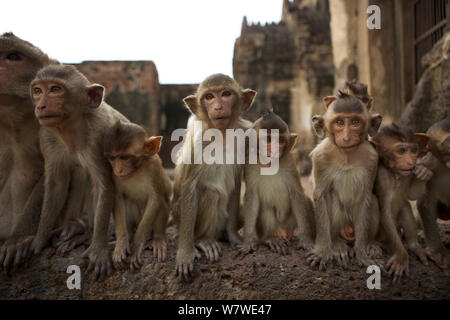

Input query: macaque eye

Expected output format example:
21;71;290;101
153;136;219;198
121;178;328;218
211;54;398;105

119;155;132;161
50;85;62;92
411;146;418;154
33;87;42;94
397;147;406;154
204;93;214;100
336;119;344;126
6;52;22;61
107;156;116;161
222;90;231;97
351;119;360;125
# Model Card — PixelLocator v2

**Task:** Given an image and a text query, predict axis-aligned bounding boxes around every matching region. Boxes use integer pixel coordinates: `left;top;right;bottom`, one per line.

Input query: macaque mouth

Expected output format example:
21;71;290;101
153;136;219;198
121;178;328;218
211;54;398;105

340;143;359;149
38;114;63;119
213;116;231;120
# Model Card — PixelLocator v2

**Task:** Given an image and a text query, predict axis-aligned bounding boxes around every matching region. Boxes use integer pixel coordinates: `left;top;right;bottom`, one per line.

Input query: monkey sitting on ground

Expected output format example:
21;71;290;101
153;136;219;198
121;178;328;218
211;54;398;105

415;117;450;270
308;90;382;270
0;33;56;271
238;110;315;256
30;64;129;280
371;124;434;282
104;121;171;271
173;74;256;281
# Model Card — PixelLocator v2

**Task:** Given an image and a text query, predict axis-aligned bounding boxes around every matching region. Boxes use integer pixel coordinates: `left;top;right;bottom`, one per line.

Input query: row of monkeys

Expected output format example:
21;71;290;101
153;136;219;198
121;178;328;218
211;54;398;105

0;33;449;283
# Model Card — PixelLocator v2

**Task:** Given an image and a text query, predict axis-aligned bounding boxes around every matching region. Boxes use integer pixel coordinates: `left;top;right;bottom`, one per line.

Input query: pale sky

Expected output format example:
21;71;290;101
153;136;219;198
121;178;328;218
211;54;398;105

1;0;283;84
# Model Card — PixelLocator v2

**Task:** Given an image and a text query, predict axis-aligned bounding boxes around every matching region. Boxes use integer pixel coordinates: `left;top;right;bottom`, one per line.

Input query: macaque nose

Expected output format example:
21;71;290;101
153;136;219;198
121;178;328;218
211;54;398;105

37;103;46;110
343;127;351;142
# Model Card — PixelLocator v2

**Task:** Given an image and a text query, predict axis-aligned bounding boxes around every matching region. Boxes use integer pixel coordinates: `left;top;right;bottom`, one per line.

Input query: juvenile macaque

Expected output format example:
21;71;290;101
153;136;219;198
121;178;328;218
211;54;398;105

104;121;171;270
30;64;128;280
238;110;315;255
173;74;256;280
308;91;382;270
415;117;450;269
0;33;57;271
372;124;434;282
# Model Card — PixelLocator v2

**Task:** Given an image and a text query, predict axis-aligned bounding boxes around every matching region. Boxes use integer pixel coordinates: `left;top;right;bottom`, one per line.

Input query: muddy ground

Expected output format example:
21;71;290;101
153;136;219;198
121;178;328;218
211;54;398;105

0;176;449;300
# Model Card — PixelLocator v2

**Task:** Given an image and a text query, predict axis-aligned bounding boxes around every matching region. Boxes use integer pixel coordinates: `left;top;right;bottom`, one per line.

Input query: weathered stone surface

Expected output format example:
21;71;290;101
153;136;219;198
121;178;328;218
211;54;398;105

233;0;334;152
400;32;450;132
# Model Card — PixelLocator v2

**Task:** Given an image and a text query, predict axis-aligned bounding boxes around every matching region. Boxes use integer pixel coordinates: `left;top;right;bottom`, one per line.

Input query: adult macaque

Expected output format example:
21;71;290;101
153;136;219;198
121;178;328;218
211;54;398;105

238;110;315;256
0;33;57;271
30;64;128;280
308;91;382;270
104;121;171;270
372;124;434;282
415;117;450;270
173;73;256;280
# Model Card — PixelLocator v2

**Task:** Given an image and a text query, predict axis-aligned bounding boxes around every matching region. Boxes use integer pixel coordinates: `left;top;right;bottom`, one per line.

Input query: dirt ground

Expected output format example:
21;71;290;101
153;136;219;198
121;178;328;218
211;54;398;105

0;176;449;300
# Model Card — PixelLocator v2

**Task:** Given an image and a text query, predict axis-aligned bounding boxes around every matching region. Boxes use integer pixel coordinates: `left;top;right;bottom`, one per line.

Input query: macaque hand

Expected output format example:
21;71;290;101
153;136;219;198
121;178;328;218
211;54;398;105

82;244;113;281
176;247;201;282
56;233;89;256
149;239;167;262
112;237;130;266
236;238;258;257
31;235;51;255
130;242;145;271
196;239;222;263
354;246;377;268
413;164;433;181
306;246;334;271
0;235;34;272
332;241;353;269
52;220;86;246
386;253;409;283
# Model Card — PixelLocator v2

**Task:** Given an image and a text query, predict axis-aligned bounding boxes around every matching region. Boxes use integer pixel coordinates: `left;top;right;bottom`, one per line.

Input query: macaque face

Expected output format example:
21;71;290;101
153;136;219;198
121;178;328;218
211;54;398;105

106;147;141;178
201;88;237;129
389;142;419;176
331;113;364;149
32;80;68;127
260;132;288;158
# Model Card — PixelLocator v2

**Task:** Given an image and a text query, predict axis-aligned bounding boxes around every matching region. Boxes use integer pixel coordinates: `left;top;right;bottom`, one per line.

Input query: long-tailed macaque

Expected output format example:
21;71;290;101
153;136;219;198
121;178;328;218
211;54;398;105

104;121;171;270
308;91;382;270
372;124;434;282
173;74;256;280
29;64;128;280
238;110;315;256
415;117;450;270
0;33;57;271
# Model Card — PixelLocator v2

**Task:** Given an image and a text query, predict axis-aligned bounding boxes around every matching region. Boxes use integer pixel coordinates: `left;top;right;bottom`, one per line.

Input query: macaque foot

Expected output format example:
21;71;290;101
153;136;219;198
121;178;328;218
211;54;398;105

82;245;113;281
408;245;432;266
295;235;314;252
196;239;222;262
424;247;448;271
236;239;258;257
0;235;34;272
52;220;86;246
354;249;377;268
386;253;409;283
306;247;334;271
31;235;51;255
149;239;167;262
55;233;89;256
264;237;289;255
112;238;130;266
176;247;202;282
367;243;383;259
333;241;353;268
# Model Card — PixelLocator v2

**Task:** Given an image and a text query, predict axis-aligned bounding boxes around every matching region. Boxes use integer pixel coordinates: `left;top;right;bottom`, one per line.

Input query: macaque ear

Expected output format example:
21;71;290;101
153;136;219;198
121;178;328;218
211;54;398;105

145;136;163;156
323;96;336;109
183;95;198;115
87;84;105;109
287;133;297;153
414;133;429;155
369;114;383;137
366;98;373;111
242;89;257;111
312;115;325;139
